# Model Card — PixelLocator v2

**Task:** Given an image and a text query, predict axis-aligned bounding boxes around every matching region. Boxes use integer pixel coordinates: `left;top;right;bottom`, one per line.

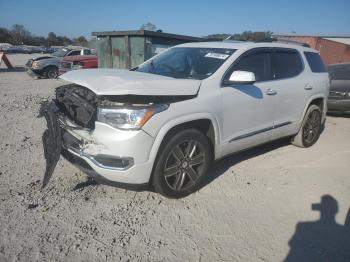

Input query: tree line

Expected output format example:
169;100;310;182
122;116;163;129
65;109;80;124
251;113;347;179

139;22;273;42
0;24;89;47
203;31;273;41
0;23;273;47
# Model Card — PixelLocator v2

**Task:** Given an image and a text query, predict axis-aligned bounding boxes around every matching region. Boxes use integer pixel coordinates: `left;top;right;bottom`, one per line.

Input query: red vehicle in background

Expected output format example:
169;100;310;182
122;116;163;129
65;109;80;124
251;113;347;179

59;55;98;75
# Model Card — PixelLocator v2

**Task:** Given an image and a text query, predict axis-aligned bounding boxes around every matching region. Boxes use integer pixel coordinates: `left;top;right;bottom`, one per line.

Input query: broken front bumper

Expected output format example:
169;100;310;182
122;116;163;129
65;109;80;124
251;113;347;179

40;101;155;188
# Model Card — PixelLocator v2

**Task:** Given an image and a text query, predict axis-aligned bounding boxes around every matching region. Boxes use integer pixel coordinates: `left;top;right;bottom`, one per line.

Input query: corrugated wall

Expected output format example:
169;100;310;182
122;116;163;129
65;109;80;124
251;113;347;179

96;34;196;69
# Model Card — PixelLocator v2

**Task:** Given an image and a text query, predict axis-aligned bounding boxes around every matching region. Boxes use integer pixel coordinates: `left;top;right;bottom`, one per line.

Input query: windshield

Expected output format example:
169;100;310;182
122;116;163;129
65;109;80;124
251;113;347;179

136;47;235;80
52;48;69;57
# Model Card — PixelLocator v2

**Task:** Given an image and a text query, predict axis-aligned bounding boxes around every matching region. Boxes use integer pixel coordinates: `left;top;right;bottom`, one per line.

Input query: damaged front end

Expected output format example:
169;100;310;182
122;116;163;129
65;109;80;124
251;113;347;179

39;84;195;188
39;84;99;188
40;101;62;188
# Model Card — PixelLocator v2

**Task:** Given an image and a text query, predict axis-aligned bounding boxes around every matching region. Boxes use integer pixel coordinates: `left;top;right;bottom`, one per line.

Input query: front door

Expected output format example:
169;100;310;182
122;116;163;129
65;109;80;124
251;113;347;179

220;48;275;156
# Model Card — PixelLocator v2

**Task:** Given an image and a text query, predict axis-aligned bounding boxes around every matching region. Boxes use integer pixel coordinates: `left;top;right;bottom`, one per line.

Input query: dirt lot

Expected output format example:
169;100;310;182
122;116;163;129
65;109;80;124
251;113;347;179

0;54;349;262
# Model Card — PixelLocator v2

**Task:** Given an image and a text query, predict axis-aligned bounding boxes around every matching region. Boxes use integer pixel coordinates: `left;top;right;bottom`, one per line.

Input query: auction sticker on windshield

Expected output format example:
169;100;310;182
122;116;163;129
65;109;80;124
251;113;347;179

204;52;230;59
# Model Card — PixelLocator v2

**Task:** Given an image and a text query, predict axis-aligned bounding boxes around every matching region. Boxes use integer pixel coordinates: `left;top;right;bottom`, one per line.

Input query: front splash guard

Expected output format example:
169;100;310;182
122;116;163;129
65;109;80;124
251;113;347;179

39;101;62;188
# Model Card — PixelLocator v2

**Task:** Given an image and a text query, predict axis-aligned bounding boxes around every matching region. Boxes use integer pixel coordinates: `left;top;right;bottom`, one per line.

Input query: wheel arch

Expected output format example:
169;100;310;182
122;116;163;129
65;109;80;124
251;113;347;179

43;64;59;71
147;114;221;167
299;95;326;124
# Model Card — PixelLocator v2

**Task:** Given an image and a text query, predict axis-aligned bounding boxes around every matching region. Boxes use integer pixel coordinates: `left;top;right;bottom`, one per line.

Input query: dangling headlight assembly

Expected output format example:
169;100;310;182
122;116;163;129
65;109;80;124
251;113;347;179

97;104;169;130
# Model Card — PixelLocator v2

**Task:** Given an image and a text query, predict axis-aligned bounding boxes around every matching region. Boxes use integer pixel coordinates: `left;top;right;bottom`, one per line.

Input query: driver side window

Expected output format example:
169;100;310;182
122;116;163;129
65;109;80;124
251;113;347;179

227;50;271;82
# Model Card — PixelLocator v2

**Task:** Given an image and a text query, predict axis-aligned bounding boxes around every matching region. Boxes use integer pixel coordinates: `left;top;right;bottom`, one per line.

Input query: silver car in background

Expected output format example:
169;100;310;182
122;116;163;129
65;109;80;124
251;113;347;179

26;48;93;79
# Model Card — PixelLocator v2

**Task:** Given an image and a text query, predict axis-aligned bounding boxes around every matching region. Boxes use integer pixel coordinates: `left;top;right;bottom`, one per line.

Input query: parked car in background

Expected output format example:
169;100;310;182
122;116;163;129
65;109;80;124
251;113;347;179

59;55;98;75
6;45;32;54
0;43;13;52
327;63;350;114
25;47;93;79
41;46;56;54
41;42;329;198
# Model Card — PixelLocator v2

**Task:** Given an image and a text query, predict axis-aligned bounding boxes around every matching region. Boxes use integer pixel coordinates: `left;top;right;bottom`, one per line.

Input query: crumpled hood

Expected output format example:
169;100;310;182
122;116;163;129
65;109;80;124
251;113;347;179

59;69;201;96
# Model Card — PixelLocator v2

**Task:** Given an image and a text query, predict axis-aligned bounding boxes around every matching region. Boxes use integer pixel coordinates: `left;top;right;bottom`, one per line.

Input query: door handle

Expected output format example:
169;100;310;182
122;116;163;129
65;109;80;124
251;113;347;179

304;84;313;90
266;89;277;96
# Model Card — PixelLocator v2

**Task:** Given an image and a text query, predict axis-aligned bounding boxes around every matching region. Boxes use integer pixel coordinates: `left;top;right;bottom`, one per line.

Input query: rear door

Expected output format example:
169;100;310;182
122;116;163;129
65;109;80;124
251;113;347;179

269;48;308;138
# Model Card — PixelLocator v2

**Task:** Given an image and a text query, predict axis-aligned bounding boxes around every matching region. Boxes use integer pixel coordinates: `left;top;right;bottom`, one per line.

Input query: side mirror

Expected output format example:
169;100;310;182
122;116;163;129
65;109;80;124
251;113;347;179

227;70;256;85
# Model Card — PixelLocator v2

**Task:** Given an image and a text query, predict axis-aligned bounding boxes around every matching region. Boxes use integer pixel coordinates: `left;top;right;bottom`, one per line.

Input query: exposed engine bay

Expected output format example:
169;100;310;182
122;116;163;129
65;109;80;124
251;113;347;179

54;84;196;129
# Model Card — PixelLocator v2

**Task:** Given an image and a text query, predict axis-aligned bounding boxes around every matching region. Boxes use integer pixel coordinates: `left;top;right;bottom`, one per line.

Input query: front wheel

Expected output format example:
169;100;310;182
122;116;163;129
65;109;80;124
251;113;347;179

291;104;322;148
152;129;212;198
44;66;58;79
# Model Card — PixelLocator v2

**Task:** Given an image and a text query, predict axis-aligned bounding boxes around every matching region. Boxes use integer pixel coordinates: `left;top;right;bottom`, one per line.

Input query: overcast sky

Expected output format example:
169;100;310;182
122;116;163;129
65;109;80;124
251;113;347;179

0;0;349;39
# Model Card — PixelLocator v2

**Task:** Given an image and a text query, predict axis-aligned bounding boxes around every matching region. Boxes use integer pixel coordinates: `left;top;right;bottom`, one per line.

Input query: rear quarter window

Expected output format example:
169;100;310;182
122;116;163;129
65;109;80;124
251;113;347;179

304;52;326;73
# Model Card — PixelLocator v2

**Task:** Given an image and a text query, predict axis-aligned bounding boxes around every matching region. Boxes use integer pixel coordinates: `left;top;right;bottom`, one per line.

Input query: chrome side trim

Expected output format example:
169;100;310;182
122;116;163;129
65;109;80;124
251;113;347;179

229;126;273;142
274;121;292;129
229;121;292;142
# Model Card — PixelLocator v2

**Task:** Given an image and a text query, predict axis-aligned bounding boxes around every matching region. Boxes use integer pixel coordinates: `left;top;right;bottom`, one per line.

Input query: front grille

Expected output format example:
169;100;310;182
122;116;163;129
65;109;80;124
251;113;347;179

55;84;98;129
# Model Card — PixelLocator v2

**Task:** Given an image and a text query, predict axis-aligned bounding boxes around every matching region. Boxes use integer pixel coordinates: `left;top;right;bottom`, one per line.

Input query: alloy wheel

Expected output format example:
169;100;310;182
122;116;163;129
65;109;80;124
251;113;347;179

47;69;57;79
163;140;205;191
303;110;321;144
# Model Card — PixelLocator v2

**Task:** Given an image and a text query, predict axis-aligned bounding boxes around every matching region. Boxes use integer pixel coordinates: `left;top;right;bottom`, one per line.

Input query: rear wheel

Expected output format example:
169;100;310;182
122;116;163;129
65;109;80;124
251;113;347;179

291;104;322;148
152;129;212;198
44;66;58;79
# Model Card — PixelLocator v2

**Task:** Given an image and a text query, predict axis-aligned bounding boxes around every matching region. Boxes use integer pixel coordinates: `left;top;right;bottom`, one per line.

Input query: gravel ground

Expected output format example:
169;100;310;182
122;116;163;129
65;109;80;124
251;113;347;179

1;54;349;262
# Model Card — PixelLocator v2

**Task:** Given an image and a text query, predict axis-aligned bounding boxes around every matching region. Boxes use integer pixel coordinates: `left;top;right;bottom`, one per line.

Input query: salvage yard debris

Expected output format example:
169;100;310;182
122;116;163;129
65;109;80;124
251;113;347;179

0;52;13;69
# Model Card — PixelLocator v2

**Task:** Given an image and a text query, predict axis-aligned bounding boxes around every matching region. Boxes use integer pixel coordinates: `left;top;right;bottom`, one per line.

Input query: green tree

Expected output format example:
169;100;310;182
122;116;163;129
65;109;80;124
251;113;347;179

73;36;88;47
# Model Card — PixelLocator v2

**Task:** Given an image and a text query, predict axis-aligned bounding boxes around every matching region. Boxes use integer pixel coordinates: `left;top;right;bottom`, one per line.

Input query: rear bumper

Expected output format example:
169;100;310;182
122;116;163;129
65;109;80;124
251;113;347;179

327;99;350;113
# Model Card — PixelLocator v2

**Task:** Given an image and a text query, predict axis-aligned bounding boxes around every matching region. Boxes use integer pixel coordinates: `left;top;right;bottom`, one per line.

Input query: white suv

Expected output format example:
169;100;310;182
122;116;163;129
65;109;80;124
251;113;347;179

41;42;329;198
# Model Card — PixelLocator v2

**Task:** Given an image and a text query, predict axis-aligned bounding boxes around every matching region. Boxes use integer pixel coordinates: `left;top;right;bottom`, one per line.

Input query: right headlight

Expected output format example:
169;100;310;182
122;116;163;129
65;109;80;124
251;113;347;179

97;104;168;130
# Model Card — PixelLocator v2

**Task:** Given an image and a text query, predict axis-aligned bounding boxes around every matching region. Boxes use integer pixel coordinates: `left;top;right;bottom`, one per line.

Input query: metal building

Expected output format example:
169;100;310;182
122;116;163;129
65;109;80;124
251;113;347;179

92;30;202;69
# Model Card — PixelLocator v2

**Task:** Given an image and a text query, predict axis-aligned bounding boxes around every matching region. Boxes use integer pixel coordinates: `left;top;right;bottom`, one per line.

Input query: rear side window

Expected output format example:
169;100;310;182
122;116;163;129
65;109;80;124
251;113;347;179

304;52;326;72
228;50;271;82
67;50;81;56
271;50;303;79
83;49;91;55
328;64;350;80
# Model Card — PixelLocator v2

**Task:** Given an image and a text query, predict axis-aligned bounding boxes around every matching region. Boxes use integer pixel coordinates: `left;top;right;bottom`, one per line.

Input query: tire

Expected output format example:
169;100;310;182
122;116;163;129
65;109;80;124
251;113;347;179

152;129;212;198
291;104;322;148
44;66;58;79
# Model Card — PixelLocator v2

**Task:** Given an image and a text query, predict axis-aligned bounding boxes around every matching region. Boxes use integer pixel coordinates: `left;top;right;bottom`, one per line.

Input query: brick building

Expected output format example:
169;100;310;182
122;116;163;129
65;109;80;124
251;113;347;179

272;33;350;65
